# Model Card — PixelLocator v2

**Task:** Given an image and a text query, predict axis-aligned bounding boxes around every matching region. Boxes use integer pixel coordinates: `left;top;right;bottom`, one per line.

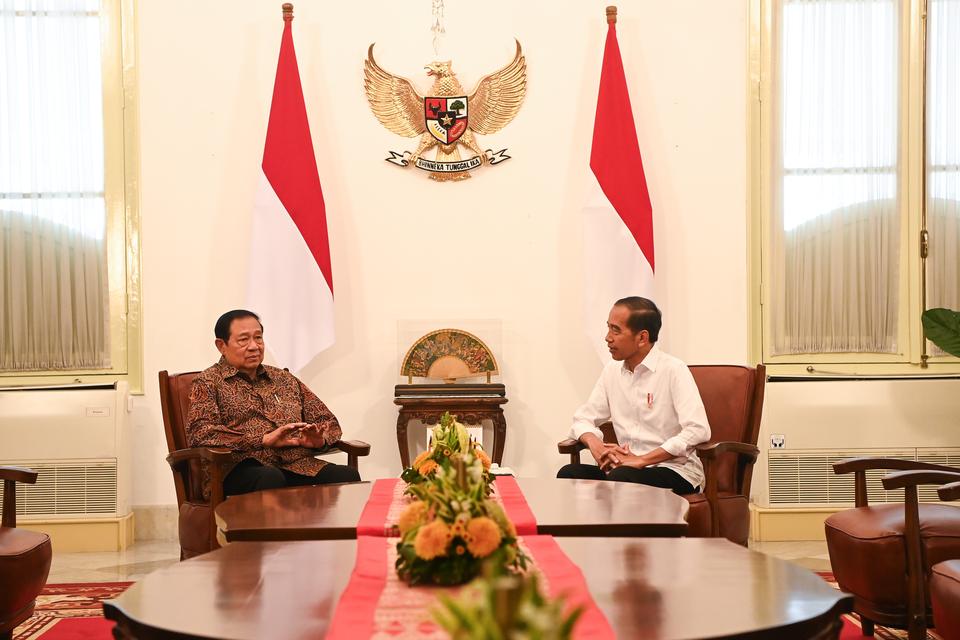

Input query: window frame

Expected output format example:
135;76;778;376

0;0;143;392
749;0;960;377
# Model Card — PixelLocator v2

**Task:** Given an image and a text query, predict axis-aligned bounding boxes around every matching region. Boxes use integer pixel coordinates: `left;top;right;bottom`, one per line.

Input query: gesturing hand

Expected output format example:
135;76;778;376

262;423;308;449
297;423;333;449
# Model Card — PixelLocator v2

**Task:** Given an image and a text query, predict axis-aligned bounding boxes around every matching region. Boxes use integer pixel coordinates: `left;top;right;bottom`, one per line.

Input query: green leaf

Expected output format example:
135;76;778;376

922;308;960;357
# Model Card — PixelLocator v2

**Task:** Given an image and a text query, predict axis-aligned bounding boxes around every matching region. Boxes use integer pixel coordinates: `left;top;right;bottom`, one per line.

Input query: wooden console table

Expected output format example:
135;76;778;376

394;393;508;467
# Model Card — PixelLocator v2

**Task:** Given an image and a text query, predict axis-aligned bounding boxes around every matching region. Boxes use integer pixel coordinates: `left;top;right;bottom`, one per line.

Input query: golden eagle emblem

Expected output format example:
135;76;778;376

364;41;527;181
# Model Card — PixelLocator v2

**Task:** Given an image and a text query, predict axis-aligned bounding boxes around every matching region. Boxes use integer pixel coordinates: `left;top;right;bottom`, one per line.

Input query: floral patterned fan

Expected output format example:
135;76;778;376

401;329;498;382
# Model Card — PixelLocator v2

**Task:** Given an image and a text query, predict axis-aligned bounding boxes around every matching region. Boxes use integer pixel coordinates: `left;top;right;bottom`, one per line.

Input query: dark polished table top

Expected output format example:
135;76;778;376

103;537;852;640
215;477;690;541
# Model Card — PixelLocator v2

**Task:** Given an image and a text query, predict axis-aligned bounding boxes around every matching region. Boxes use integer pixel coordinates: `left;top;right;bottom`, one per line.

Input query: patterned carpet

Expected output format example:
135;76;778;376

12;583;128;640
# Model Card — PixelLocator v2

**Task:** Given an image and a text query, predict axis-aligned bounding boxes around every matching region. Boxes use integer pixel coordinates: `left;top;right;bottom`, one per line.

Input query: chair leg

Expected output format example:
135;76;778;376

859;615;874;636
907;614;927;640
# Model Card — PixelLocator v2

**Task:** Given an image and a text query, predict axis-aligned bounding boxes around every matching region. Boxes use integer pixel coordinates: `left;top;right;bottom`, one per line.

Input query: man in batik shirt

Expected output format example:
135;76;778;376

188;309;360;496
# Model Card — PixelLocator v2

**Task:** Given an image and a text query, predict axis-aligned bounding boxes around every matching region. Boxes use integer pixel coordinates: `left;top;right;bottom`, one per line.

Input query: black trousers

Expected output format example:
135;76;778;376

556;463;698;495
223;458;361;497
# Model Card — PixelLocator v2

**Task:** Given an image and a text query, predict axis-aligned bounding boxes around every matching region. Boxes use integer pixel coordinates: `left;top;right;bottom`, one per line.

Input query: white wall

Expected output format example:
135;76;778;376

130;1;750;506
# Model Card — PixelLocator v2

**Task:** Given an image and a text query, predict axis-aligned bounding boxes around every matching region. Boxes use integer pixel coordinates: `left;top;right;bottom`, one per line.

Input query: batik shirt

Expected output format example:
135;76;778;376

187;357;342;478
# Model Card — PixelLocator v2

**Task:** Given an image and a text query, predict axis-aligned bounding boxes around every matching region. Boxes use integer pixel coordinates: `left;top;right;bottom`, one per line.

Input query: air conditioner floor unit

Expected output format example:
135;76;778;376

750;377;960;542
0;381;133;551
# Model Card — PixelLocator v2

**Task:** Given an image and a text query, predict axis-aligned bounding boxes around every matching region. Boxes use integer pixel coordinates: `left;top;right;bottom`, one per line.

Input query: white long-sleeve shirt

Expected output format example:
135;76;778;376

569;344;711;489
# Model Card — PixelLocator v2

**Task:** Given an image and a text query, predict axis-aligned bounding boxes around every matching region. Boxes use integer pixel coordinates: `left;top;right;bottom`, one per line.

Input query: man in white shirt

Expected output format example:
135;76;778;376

558;297;710;495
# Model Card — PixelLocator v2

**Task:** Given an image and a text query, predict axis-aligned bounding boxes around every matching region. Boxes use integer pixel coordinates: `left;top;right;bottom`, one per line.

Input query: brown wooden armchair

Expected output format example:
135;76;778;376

558;364;766;546
159;370;371;560
0;466;51;640
824;459;960;639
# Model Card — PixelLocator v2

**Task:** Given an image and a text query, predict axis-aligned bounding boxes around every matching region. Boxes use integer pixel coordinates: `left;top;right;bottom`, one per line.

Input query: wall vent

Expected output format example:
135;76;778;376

768;448;960;506
12;459;118;517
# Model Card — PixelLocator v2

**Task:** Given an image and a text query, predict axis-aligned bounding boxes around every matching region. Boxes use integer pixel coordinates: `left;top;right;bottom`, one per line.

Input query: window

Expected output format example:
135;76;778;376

753;0;960;374
0;0;141;389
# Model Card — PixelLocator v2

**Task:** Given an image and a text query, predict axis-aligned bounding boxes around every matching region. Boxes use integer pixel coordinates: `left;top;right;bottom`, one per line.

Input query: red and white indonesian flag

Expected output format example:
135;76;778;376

247;14;334;372
583;16;655;360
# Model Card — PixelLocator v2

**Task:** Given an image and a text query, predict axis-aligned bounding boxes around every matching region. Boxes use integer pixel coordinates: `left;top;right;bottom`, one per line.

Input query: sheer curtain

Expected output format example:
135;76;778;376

770;0;900;355
927;0;960;356
0;0;110;370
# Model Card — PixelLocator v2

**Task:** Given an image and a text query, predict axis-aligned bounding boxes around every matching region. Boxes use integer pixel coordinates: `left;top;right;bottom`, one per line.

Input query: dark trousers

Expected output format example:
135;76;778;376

556;462;698;495
223;458;361;497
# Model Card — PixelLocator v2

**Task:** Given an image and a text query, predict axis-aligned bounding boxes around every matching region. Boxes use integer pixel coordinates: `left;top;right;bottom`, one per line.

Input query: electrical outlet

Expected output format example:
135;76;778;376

770;434;785;449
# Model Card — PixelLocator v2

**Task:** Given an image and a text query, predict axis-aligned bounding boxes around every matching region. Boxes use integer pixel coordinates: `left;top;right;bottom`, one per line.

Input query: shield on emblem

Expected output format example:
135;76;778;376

425;96;468;145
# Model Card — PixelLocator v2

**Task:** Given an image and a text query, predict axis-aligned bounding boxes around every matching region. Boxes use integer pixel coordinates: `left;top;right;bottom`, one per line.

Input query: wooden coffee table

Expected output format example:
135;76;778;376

215;477;690;542
103;537;852;639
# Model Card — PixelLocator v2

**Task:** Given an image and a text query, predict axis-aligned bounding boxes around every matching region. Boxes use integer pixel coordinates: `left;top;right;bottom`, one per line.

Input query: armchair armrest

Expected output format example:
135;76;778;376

165;447;233;470
696;441;759;463
695;442;760;539
557;438;585;465
939;481;960;502
833;457;960;507
1;465;39;528
329;439;371;470
165;447;232;514
833;457;957;475
881;470;960;491
0;465;38;484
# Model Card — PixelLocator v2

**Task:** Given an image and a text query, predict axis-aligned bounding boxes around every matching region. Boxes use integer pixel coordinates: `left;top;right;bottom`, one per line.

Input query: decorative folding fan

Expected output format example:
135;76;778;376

401;329;499;382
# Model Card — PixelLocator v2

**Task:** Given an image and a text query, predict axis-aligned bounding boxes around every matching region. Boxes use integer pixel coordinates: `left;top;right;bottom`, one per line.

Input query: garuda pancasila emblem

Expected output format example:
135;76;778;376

364;41;527;181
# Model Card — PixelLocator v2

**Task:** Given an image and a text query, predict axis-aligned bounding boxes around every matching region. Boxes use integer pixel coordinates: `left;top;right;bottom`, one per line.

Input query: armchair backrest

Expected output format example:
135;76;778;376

158;370;201;508
689;364;766;495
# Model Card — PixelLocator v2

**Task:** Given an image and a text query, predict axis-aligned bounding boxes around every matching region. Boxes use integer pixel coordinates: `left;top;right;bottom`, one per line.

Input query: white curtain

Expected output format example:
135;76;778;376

0;0;110;370
770;0;900;355
927;0;960;355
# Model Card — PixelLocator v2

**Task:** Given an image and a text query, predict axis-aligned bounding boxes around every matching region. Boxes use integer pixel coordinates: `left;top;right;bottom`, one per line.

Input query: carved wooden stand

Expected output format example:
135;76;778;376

394;396;508;467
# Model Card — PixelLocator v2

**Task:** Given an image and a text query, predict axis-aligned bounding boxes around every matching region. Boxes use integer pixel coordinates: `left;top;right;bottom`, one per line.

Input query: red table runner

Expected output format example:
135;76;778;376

492;475;537;535
326;535;615;639
356;479;400;536
356;476;538;537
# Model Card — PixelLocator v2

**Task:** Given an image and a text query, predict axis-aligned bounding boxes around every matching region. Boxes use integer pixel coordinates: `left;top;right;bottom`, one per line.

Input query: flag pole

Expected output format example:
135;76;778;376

606;5;617;24
282;2;293;21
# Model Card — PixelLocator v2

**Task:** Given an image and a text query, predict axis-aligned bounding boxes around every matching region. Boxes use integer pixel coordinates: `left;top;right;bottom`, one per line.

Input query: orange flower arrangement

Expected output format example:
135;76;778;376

395;455;527;586
398;500;428;535
414;520;450;560
401;412;493;492
465;517;501;558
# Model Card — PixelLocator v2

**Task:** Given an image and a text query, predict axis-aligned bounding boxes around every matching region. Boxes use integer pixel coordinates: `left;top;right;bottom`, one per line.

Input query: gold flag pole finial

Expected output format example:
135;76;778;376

282;3;294;21
606;6;617;24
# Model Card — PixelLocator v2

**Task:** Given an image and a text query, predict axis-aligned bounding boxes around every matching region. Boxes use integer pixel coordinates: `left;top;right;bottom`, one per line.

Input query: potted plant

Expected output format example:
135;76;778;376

921;308;960;357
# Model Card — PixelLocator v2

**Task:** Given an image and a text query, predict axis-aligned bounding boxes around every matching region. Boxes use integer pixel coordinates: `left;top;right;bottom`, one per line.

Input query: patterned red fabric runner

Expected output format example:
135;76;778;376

493;475;538;535
326;535;614;640
522;536;616;639
356;478;401;536
325;536;390;638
